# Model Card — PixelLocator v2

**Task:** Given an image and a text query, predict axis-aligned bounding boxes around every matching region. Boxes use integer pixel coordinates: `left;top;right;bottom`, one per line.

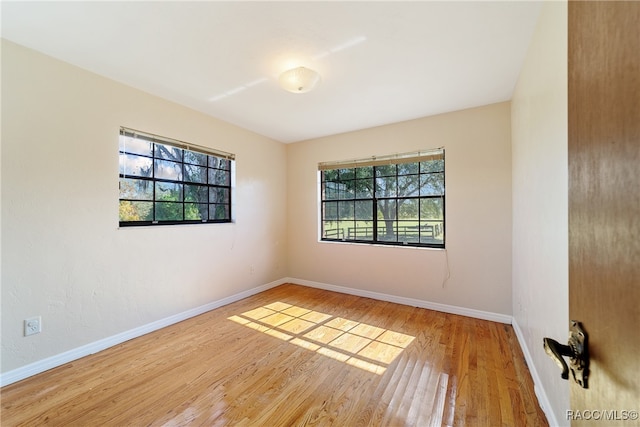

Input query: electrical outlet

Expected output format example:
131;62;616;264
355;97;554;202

24;316;42;336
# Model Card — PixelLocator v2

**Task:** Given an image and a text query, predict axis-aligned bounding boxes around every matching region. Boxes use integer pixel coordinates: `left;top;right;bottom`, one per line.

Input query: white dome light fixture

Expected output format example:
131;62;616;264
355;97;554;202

279;66;321;93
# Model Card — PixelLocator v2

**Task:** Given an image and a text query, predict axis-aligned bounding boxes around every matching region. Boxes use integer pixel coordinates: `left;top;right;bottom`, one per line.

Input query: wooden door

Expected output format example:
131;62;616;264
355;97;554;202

568;1;640;425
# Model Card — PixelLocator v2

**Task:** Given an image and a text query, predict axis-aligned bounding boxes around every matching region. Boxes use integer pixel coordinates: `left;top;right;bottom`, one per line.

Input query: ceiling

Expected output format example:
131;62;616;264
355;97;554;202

1;1;542;143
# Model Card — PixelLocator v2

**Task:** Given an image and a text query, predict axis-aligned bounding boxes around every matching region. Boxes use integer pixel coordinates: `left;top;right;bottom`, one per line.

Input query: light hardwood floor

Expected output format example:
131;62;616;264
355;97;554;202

1;284;547;426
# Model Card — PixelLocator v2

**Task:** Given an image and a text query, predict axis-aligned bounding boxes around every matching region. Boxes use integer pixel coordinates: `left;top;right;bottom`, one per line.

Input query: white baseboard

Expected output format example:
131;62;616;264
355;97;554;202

0;278;286;387
512;318;559;427
285;277;512;324
1;277;513;387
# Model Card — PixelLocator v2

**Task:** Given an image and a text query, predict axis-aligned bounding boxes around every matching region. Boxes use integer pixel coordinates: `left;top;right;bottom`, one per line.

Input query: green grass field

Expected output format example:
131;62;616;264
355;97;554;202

323;219;443;243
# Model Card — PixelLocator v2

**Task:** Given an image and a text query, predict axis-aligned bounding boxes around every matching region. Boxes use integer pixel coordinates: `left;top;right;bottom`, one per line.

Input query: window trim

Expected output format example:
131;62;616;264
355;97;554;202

319;149;445;249
118;127;234;227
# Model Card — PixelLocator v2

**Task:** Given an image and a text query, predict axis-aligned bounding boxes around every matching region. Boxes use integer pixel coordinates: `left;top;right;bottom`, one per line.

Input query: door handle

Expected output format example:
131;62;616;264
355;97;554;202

543;320;589;388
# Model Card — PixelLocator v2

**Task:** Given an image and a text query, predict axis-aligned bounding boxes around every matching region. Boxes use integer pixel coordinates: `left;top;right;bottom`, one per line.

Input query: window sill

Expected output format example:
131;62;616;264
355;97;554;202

317;239;445;251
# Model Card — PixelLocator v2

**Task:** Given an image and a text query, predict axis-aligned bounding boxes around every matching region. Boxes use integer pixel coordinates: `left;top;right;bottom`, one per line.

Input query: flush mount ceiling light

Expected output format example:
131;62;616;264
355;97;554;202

279;66;321;93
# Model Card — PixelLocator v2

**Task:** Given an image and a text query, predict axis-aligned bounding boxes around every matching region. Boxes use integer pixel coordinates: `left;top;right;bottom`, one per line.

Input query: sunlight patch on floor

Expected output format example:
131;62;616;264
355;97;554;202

228;302;414;374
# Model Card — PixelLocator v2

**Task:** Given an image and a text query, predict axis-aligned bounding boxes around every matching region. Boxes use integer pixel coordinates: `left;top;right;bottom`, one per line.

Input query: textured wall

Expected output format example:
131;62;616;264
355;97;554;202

1;40;288;373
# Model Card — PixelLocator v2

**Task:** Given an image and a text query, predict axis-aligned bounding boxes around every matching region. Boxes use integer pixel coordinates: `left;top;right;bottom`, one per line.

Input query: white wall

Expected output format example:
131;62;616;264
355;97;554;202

511;2;569;425
287;103;513;315
2;11;569;419
1;40;288;373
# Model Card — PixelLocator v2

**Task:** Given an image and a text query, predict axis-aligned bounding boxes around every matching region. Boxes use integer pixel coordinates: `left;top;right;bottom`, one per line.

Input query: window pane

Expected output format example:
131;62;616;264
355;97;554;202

398;175;420;197
323;181;340;200
338;200;354;220
208;156;230;170
345;221;364;240
355;200;373;220
398;198;419;220
338;168;355;180
185;203;208;220
120;153;153;177
398;162;418;175
119;201;152;221
323;201;338;221
338;220;355;239
155;142;182;162
377;198;397;242
356;166;373;179
420;198;444;244
338;181;355;200
376;176;397;197
323;170;338;182
155;202;183;221
322;222;343;239
119;136;152;156
419;222;443;244
209;204;229;220
420;173;445;196
420;198;443;219
397;221;420;244
185;184;208;203
421;159;445;173
209;187;229;204
377;199;397;219
376;164;396;177
155;159;183;181
208;169;230;185
155;182;183;202
350;221;374;241
377;218;397;242
355;179;373;198
119;178;153;200
184;151;207;166
184;164;207;183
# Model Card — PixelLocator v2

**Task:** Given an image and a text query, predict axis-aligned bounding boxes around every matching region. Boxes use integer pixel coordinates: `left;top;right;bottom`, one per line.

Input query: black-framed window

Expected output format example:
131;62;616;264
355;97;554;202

320;149;445;248
118;127;234;226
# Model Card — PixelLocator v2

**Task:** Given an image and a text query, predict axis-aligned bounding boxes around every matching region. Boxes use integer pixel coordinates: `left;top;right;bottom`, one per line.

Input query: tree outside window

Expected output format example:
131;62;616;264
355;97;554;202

118;128;234;226
320;150;444;248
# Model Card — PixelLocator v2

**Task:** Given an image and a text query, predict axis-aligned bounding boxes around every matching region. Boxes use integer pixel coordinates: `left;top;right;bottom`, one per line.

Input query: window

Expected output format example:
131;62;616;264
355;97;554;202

118;127;234;226
319;149;445;248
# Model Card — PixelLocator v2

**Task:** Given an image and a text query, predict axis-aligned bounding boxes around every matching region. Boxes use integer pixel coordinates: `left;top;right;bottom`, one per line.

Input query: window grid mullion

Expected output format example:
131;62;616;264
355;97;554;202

180;148;185;221
152;143;157;222
373;165;378;242
119;132;233;226
320;157;444;248
207;160;211;221
395;166;399;242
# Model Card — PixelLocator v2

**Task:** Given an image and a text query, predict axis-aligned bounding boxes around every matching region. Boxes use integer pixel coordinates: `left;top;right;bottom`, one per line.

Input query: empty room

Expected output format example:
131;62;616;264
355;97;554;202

2;1;638;426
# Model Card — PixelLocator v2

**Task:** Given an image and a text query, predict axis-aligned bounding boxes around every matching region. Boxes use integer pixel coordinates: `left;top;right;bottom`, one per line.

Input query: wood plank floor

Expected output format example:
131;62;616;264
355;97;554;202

1;284;548;426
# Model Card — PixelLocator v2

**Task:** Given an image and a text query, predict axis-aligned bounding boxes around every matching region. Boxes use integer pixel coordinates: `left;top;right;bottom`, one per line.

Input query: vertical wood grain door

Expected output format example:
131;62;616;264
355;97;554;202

568;1;640;426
